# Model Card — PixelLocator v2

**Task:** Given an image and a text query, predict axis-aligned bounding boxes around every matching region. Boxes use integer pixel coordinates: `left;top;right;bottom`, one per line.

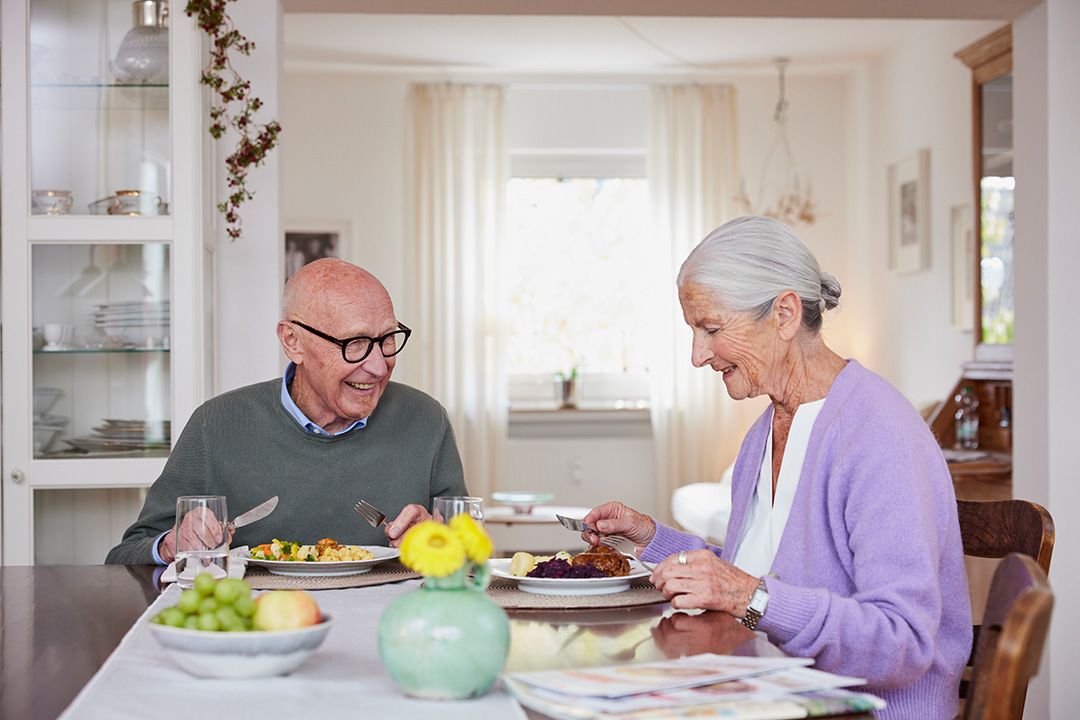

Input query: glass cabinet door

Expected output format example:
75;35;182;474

30;0;170;217
32;244;171;459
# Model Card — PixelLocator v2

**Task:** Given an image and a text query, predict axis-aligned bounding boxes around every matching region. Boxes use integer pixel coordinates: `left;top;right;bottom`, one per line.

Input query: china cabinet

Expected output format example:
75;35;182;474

2;0;215;564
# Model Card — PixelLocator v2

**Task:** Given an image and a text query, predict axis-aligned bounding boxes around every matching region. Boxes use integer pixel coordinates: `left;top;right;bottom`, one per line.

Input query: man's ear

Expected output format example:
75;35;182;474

277;321;303;362
773;291;803;341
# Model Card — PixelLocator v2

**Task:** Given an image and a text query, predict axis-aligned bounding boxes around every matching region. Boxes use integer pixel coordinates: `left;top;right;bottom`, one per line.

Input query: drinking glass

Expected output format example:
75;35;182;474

174;495;229;588
433;496;484;524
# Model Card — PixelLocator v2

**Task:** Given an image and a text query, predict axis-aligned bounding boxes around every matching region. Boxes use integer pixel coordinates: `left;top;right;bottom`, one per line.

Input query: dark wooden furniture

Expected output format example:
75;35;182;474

957;499;1054;576
955;24;1014;362
0;564;873;720
956;499;1054;702
962;553;1054;720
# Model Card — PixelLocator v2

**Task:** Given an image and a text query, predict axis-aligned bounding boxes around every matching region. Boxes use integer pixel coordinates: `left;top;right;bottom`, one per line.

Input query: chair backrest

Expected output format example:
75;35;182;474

962;553;1054;720
957;499;1055;574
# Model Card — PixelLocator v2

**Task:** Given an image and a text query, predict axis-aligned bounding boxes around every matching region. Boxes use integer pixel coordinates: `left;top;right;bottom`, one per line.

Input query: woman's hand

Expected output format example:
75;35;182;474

581;501;657;549
650;611;754;658
649;550;759;615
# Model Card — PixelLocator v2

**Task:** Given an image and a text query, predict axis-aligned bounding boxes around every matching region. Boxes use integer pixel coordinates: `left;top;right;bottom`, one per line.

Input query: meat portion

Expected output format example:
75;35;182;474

571;544;631;577
315;537;341;555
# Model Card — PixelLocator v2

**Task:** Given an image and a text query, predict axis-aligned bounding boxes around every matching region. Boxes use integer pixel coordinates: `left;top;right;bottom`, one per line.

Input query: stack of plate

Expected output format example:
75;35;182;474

65;418;171;453
91;301;170;348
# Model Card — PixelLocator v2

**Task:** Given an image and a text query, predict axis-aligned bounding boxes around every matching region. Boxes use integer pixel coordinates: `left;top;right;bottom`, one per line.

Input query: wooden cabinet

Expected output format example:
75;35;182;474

1;0;215;564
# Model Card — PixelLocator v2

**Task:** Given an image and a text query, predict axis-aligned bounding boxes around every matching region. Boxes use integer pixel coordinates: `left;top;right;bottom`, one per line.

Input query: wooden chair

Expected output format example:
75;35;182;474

956;499;1055;702
961;553;1054;720
957;499;1055;575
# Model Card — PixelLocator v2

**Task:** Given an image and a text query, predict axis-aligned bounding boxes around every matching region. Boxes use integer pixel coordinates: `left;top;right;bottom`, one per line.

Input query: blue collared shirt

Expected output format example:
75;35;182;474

152;364;369;564
280;362;368;436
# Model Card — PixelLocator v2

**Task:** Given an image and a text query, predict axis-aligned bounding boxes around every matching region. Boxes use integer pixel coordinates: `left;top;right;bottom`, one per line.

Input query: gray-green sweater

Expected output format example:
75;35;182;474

105;379;466;564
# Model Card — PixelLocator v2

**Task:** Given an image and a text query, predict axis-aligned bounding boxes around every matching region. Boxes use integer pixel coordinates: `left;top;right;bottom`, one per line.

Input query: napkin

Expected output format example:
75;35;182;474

161;546;249;585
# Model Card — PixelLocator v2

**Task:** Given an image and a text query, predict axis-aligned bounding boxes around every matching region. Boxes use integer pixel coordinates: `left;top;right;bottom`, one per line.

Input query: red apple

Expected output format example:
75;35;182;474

253;590;320;631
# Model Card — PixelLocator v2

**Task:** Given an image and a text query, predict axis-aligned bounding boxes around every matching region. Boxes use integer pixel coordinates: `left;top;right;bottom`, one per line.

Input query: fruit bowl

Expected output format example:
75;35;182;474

148;615;333;678
491;491;555;514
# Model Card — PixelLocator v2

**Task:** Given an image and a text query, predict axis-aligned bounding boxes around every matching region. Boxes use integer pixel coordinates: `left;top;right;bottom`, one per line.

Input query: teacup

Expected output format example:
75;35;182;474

43;323;75;349
32;190;74;215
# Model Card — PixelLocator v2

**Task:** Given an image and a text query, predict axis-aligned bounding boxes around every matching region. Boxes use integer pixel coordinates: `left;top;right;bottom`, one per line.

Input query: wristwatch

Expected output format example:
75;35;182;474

741;578;769;631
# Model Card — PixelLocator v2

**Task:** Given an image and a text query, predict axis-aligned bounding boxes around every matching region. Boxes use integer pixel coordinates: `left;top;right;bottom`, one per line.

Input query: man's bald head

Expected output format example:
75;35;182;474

283;258;389;321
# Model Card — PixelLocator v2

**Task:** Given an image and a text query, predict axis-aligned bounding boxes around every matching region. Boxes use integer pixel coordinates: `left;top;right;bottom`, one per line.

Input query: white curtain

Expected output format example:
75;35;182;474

406;83;507;501
648;84;760;524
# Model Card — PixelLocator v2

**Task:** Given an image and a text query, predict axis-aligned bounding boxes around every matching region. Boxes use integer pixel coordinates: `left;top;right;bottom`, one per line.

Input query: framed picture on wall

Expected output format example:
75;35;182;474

284;220;351;283
951;203;975;331
887;149;930;273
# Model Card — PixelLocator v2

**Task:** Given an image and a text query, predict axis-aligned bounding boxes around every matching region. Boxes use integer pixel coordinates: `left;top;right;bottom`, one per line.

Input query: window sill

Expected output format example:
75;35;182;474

508;402;651;439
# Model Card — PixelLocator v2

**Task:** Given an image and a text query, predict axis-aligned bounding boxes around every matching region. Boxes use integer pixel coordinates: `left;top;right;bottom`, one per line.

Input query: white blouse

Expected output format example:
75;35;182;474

731;398;826;579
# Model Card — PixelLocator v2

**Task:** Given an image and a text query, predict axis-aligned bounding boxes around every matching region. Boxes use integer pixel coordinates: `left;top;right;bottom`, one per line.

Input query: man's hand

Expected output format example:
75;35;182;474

158;506;233;563
385;504;431;547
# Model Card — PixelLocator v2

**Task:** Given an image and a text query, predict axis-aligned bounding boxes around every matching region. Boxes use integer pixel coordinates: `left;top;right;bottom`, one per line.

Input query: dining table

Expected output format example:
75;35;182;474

0;564;874;720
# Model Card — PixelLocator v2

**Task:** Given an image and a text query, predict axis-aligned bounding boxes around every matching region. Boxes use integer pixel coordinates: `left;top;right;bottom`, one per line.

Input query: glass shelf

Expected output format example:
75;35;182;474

31;83;169;89
34;347;170;354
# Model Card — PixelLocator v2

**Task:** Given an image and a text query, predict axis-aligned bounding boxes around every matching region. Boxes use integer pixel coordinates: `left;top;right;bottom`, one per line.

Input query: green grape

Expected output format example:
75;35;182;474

215;606;241;629
184;615;200;630
177;589;202;614
194;573;217;597
161;608;186;628
197;612;220;632
197;596;219;615
213;578;249;605
222;616;247;632
233;595;256;618
242;616;255;631
150;612;165;625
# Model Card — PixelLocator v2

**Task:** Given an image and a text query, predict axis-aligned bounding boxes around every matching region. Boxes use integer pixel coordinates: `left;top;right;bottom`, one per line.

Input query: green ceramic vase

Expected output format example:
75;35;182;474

378;564;510;699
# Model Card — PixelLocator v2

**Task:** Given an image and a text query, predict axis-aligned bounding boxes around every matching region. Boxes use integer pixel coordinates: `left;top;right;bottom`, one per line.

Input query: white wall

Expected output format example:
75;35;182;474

1014;1;1080;717
845;20;1000;411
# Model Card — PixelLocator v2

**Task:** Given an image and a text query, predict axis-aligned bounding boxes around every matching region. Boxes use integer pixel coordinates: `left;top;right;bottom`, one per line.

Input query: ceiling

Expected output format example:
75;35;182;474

284;15;1005;73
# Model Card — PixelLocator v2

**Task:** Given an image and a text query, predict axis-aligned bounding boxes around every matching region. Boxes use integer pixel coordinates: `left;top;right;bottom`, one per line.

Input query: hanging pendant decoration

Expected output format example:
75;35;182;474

734;58;817;226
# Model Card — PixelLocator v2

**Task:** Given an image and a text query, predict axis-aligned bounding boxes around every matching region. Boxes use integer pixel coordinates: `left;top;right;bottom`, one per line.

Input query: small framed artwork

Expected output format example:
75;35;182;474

951;203;975;331
284;220;351;283
887;149;930;273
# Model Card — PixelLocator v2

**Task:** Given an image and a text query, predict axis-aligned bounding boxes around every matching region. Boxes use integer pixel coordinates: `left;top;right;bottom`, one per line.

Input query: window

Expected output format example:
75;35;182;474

505;177;651;405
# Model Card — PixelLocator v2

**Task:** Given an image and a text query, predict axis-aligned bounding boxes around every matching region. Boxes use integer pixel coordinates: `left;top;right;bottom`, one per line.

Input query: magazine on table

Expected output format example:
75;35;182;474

507;653;812;698
505;679;885;720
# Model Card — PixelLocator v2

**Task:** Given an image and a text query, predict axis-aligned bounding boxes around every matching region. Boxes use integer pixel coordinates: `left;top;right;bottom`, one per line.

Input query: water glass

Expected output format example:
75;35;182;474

433;496;484;524
174;495;229;588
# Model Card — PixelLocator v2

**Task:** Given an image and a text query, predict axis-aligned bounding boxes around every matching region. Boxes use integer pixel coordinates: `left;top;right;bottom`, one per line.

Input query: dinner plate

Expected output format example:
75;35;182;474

489;558;650;596
246;546;400;576
490;491;555;514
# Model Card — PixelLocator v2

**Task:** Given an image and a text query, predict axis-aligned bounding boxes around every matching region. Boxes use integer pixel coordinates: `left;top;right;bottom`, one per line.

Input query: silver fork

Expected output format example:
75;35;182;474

354;499;388;529
599;534;656;571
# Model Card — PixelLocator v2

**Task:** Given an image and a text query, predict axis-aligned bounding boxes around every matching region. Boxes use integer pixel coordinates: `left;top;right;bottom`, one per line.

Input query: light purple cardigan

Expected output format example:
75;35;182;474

641;360;971;720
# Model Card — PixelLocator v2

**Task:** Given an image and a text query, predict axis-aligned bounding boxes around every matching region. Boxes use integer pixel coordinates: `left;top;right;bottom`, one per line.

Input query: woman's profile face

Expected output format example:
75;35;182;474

678;282;779;401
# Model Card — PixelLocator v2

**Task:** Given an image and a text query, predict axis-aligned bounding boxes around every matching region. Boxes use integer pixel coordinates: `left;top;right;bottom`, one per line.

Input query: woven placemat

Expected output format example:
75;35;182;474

244;560;420;590
486;579;667;610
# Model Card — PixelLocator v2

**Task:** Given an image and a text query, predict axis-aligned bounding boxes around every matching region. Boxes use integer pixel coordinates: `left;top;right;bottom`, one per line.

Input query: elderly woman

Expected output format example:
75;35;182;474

582;216;971;719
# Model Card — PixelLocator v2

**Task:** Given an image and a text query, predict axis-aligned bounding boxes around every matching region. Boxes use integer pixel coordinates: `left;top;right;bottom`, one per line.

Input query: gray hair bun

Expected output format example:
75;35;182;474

819;272;842;311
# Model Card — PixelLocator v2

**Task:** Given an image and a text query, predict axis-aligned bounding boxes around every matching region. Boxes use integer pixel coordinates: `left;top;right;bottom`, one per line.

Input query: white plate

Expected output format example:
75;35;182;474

246;546;400;576
490;557;650;596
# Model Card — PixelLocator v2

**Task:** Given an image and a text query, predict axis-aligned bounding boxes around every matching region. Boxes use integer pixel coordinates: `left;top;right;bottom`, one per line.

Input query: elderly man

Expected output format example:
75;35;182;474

106;259;466;565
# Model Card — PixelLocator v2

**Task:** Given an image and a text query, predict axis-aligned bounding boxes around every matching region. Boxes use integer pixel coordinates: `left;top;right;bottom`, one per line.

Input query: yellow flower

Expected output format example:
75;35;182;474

449;514;493;564
399;521;466;577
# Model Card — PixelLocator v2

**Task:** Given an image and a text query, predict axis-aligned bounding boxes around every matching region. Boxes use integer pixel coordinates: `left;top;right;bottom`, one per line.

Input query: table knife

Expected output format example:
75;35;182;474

227;496;279;532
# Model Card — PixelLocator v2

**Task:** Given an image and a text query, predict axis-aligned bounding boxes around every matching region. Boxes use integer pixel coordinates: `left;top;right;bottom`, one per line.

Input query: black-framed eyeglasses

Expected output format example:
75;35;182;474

290;320;412;363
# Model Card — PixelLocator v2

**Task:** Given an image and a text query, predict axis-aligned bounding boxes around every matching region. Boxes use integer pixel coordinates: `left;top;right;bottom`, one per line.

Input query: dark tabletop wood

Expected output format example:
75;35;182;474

0;565;871;720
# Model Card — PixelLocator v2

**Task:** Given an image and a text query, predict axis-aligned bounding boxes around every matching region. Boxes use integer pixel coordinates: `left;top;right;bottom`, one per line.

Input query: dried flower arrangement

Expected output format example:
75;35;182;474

186;0;282;240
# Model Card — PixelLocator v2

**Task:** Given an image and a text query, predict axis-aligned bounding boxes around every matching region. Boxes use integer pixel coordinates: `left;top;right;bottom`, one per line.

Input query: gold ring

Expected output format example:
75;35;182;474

678;550;687;565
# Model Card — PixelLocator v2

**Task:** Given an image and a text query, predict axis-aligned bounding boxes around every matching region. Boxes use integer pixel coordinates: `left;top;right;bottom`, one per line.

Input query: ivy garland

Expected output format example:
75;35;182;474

185;0;282;240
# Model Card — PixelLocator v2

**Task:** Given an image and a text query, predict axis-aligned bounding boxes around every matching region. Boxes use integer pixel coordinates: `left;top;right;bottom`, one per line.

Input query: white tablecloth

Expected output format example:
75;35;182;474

59;581;528;720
